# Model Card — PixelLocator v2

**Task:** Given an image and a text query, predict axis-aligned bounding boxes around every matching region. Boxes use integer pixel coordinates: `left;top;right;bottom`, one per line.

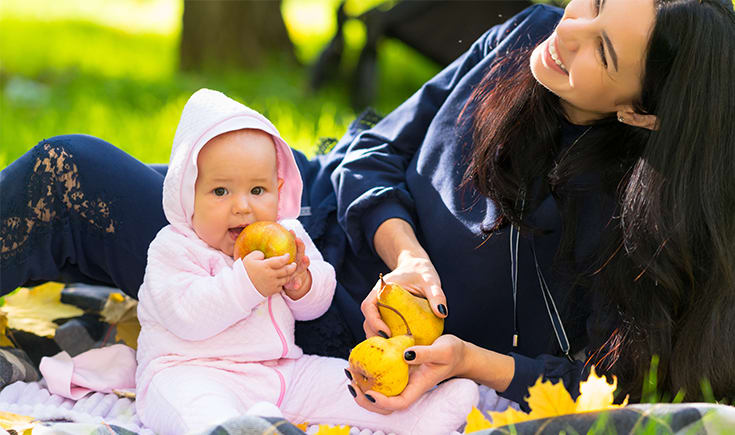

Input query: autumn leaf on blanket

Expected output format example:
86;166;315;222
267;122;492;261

294;422;309;431
101;292;141;349
575;366;628;412
314;424;351;434
0;410;37;433
0;311;15;347
0;282;83;338
477;366;627;429
464;406;493;433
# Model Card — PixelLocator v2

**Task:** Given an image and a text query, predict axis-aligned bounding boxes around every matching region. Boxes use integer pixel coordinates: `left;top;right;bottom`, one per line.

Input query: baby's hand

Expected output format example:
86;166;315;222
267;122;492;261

283;236;312;300
243;250;297;297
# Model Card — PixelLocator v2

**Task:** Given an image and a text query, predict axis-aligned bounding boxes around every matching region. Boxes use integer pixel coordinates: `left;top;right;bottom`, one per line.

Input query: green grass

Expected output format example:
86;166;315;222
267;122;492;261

0;1;440;168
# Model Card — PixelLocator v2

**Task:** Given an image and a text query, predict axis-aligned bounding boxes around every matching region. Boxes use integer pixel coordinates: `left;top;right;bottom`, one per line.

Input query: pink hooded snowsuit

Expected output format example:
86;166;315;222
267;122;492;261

135;89;478;435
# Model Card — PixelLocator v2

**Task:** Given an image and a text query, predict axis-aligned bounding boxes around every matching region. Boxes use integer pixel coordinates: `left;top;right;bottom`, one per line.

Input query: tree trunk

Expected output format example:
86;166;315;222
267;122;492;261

180;0;295;71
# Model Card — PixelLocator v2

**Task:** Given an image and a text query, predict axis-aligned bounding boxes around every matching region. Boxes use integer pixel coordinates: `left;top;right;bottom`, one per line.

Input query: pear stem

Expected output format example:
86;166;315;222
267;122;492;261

377;274;412;335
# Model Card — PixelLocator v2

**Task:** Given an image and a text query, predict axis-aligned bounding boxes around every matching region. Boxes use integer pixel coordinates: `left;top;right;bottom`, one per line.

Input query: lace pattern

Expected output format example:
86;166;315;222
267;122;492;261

1;142;116;261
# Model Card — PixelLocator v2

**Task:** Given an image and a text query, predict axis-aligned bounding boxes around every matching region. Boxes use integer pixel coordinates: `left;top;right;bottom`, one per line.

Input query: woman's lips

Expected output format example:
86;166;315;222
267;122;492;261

544;34;569;76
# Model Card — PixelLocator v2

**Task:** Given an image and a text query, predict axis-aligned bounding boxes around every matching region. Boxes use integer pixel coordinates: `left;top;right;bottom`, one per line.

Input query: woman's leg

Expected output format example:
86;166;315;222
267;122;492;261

0;134;168;298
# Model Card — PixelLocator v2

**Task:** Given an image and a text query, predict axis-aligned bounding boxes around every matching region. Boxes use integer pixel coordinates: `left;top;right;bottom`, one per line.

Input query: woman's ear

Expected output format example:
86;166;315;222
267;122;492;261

617;109;659;131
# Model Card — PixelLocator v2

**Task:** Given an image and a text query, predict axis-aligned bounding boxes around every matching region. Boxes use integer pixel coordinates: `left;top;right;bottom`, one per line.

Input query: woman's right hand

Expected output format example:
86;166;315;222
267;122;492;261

362;254;447;339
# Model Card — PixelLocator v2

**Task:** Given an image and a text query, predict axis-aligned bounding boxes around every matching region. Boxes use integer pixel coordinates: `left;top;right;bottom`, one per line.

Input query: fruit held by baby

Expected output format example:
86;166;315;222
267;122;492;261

233;221;296;263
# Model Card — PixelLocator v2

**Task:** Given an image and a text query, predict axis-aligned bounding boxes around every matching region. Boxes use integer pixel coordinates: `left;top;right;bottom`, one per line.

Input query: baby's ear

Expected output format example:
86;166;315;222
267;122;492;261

277;178;284;193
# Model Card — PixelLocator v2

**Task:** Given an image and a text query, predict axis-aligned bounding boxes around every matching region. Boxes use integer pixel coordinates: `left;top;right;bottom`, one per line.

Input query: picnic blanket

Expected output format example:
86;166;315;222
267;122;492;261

0;378;517;434
3;375;735;434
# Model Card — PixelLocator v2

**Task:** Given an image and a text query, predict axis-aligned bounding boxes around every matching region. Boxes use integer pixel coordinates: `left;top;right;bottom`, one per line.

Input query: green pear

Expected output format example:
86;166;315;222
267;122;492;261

377;276;444;346
348;334;415;396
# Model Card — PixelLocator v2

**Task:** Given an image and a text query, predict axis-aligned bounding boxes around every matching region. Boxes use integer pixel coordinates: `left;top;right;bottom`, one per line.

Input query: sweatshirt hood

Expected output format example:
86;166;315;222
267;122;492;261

162;88;302;235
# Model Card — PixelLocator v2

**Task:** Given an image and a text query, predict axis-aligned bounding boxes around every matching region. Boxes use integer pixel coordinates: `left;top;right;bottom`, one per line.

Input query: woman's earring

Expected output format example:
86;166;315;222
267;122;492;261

617;115;625;123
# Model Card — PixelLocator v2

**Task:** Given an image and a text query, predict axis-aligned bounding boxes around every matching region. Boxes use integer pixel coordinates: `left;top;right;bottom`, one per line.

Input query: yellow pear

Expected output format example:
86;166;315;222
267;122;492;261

377;276;444;346
348;334;415;396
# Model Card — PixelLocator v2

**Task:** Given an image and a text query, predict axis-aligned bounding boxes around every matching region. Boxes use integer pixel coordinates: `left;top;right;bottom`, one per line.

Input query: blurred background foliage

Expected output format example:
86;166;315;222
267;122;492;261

0;0;443;168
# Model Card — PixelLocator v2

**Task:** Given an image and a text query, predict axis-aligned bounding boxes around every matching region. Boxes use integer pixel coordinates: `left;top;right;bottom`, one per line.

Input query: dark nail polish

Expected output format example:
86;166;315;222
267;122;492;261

437;304;447;316
365;394;376;403
378;330;389;338
348;385;357;397
404;350;416;361
344;368;353;381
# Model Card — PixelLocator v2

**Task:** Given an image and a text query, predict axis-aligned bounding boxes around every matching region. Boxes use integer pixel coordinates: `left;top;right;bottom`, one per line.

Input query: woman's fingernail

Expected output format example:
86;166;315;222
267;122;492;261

344;369;353;380
437;304;447;316
348;385;357;397
365;394;376;403
378;330;389;338
404;350;416;361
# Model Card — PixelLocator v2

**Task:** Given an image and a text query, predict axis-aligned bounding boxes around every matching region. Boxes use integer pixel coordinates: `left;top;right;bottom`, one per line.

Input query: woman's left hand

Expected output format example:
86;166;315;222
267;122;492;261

346;334;467;413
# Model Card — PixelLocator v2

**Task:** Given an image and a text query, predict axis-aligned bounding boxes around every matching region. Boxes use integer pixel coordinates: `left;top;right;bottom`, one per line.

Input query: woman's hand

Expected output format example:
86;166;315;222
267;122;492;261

362;256;447;338
366;218;448;338
346;334;467;413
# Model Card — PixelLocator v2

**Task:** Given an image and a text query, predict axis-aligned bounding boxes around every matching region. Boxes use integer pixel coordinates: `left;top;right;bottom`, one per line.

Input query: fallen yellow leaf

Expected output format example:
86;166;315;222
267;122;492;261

100;293;140;349
576;366;629;412
0;311;15;347
1;282;83;338
314;424;350;434
464;406;492;433
295;422;309;431
0;410;36;432
487;405;535;428
473;366;628;429
526;377;576;419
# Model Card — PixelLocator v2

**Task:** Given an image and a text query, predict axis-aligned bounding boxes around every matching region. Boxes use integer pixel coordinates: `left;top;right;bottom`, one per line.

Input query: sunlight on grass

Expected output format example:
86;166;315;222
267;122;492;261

0;0;181;35
1;0;439;169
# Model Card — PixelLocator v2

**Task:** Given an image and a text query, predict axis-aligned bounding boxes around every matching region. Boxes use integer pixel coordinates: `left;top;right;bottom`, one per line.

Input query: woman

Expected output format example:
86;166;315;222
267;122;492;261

342;0;735;413
2;0;734;411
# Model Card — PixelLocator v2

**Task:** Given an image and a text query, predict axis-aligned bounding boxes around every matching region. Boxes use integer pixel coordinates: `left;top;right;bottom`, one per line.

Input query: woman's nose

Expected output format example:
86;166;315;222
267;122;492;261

556;17;595;52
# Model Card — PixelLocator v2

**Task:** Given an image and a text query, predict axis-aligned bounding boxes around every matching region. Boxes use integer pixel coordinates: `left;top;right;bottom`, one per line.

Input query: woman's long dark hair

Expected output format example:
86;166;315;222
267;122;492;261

466;0;735;401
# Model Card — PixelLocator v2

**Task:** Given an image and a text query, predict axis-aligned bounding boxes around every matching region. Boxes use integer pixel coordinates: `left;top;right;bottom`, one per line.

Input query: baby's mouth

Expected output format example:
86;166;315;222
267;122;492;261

229;226;246;239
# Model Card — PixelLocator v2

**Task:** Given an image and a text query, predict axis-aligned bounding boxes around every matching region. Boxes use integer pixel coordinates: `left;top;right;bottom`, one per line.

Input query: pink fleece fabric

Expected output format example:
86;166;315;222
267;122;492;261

39;344;136;400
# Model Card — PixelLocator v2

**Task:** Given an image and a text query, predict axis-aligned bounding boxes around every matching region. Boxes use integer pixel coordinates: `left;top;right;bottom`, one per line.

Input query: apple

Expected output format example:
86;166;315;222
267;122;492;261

233;221;296;263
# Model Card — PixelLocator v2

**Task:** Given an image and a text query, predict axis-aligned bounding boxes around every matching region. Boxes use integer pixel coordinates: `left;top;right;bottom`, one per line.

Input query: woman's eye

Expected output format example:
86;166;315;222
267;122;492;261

599;41;608;68
251;186;264;195
593;0;608;68
213;187;227;196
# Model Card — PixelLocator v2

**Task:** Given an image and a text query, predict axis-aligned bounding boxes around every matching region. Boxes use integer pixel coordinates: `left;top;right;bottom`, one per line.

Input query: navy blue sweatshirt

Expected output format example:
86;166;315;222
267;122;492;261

298;4;615;408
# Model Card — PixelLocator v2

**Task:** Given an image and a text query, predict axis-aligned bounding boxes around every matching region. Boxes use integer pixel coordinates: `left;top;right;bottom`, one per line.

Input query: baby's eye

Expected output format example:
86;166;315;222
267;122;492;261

213;187;227;196
251;186;264;195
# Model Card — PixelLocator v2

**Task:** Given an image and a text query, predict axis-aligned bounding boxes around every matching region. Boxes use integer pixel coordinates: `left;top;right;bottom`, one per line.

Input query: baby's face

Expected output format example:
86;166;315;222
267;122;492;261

192;129;282;256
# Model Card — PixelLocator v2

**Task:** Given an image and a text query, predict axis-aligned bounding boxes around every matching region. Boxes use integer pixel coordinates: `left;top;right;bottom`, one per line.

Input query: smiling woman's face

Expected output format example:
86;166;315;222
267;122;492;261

530;0;656;124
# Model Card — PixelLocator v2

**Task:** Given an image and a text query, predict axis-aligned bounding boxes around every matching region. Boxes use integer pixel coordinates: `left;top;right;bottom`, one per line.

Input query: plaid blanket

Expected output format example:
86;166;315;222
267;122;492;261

473;403;735;434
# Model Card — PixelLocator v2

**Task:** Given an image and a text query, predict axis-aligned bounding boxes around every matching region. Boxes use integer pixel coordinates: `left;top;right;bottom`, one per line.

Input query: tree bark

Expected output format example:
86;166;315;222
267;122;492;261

180;0;295;71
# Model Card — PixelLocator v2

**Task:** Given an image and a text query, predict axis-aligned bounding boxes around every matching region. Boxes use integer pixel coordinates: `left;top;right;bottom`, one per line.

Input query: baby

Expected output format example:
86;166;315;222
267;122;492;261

135;89;478;435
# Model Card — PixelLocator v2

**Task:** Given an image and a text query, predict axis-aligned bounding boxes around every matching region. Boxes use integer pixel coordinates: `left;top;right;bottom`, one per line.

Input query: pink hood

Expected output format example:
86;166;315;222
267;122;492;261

162;88;302;235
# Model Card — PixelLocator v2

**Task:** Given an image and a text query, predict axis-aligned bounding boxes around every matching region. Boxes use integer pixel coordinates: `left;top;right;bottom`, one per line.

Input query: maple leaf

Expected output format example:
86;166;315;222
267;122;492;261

576;366;629;412
526;377;576;419
472;366;628;430
1;282;83;338
464;406;492;433
487;405;535;428
314;424;350;434
294;422;309;431
100;292;140;349
0;311;15;347
0;410;37;433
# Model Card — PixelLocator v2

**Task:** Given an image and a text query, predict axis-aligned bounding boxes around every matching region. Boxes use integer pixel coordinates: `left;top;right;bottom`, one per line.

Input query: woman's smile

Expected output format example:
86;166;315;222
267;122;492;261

548;34;569;74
